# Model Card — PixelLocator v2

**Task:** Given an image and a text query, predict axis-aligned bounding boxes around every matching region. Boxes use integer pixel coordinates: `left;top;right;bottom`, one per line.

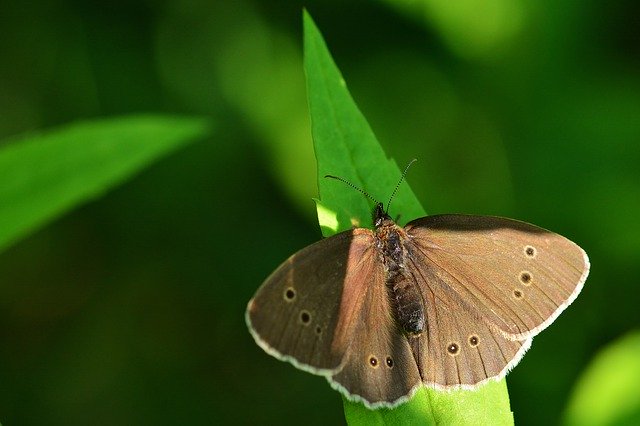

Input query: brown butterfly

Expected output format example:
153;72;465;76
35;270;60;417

246;171;589;409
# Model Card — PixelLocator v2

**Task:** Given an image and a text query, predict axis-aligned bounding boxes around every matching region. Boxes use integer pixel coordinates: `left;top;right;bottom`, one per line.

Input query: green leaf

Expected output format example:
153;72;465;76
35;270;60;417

303;11;424;236
563;331;640;426
0;115;211;253
303;10;513;425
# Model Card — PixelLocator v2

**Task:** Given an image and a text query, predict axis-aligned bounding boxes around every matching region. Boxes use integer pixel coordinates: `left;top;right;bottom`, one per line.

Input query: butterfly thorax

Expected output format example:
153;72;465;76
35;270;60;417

373;204;425;336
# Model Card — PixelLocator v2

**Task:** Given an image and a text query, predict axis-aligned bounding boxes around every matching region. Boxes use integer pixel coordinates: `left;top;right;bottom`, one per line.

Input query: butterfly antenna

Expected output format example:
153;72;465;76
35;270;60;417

324;175;379;205
386;159;417;214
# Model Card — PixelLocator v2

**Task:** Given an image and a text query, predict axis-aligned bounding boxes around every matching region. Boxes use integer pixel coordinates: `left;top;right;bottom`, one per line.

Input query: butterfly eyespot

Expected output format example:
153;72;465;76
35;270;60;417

447;343;460;355
524;245;537;258
315;326;322;335
368;356;379;368
513;289;523;299
519;271;532;285
468;335;479;347
284;288;296;301
299;310;311;325
385;357;394;368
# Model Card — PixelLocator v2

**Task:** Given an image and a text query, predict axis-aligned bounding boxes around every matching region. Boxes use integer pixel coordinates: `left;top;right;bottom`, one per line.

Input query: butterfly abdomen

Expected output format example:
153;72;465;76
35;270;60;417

390;277;425;335
376;220;425;335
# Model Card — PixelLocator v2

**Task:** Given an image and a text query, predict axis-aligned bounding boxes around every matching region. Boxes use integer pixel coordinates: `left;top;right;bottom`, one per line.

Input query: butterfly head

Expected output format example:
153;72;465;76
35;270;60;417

326;159;416;230
373;202;393;228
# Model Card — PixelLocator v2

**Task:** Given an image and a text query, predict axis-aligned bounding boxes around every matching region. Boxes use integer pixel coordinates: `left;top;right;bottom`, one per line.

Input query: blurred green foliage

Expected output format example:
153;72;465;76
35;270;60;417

0;0;639;425
563;332;640;426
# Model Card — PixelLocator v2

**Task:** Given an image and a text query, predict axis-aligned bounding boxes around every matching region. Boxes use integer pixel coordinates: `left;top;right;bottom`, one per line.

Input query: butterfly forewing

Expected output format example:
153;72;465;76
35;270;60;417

246;229;377;375
405;215;589;340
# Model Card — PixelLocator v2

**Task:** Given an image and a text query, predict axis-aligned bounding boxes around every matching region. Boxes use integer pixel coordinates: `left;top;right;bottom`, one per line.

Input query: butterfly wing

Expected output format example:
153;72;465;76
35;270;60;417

327;261;422;408
403;253;532;388
246;228;379;375
405;214;589;341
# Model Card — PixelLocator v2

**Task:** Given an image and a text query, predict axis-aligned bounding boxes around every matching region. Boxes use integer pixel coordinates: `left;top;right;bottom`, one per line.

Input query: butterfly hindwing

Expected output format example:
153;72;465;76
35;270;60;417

404;249;531;388
328;258;422;408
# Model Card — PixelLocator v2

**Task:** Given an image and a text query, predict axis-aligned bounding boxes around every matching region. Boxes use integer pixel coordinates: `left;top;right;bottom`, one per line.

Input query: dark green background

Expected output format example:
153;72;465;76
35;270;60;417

1;1;639;424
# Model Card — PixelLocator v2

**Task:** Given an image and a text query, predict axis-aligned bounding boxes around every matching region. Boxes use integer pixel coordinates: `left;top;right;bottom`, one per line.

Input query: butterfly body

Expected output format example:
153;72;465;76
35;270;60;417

373;204;425;336
247;207;589;408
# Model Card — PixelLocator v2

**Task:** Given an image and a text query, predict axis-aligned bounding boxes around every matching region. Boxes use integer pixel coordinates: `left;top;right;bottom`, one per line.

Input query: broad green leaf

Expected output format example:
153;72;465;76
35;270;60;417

303;10;513;425
0;115;211;253
563;331;640;426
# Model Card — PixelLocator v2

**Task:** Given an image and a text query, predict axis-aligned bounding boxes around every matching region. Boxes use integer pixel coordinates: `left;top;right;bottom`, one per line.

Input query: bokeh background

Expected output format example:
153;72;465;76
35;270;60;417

1;0;639;424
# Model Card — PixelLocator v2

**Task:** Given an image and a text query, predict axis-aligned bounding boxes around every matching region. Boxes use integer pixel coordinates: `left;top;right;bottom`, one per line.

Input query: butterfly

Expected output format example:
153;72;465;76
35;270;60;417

246;167;589;408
